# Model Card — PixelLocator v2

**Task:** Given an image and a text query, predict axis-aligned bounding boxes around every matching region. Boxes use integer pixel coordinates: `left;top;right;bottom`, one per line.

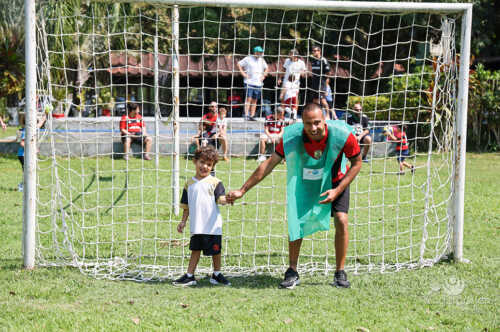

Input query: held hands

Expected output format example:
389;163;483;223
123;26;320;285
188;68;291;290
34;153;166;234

226;190;244;205
318;188;340;204
177;221;186;233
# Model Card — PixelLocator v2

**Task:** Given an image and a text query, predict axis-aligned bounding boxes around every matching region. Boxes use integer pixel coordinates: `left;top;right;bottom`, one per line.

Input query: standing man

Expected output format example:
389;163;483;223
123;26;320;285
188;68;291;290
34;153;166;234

237;46;269;121
308;46;331;115
120;102;152;160
346;102;372;162
227;103;362;289
278;49;306;90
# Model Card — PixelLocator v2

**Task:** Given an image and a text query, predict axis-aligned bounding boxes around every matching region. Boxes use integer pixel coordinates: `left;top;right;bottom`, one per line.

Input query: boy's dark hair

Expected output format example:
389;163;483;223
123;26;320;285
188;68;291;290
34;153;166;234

194;146;219;165
127;102;139;113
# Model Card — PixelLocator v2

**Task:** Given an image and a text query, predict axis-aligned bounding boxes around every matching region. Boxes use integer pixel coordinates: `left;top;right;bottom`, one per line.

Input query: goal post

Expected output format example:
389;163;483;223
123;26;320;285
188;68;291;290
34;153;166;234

24;0;473;279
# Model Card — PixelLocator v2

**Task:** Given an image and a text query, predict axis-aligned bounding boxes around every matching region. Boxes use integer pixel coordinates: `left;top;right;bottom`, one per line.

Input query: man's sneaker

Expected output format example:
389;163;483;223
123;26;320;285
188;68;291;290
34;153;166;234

279;267;300;289
257;155;267;163
172;274;196;287
123;154;129;161
248;116;257;121
332;270;350;288
210;273;231;286
362;158;370;163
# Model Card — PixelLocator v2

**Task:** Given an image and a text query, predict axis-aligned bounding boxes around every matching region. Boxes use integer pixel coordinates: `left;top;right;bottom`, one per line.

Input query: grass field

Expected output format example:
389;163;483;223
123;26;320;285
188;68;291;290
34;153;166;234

0;152;498;330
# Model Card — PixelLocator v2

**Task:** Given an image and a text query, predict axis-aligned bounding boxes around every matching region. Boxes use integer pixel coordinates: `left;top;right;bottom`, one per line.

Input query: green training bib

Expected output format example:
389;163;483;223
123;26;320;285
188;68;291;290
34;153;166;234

283;120;354;241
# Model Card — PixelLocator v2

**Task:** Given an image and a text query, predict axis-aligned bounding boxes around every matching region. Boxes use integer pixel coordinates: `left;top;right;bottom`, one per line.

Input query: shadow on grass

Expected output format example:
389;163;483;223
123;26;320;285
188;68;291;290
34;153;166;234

190;274;283;289
0;258;23;271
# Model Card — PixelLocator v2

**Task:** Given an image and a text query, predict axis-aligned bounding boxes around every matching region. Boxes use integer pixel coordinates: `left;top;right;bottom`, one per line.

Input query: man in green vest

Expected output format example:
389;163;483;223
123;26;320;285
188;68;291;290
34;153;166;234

227;103;362;288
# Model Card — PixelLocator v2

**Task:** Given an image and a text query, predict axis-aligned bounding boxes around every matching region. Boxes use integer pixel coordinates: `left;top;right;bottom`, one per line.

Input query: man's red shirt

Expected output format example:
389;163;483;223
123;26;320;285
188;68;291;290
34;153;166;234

120;114;144;133
275;124;360;183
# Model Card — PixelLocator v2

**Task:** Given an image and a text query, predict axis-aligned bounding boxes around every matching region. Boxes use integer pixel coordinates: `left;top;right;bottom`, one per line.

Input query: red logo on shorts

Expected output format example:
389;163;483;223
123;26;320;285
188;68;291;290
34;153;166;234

212;244;220;251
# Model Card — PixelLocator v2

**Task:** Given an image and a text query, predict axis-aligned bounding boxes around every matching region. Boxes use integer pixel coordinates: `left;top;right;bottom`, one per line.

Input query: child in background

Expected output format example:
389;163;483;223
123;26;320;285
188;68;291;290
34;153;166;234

173;146;230;286
280;74;300;121
215;107;229;161
16;112;47;192
17;113;26;192
383;125;414;175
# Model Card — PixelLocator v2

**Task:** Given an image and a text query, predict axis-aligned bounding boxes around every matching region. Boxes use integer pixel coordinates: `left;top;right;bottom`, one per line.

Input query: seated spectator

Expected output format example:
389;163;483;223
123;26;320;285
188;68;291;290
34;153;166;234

191;101;218;150
120;102;152;160
227;93;242;117
215;107;229;161
346;102;372;162
258;107;286;162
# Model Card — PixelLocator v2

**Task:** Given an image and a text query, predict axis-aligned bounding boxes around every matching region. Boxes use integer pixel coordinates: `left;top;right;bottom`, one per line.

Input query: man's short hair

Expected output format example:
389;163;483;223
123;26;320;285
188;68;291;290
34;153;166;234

194;145;219;165
290;49;300;56
127;102;139;113
312;45;321;51
302;103;322;115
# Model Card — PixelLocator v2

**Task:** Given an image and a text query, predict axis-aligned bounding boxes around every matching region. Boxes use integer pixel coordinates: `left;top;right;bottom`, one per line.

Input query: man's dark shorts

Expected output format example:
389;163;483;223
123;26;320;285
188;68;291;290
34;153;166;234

331;181;350;215
397;149;410;162
189;234;222;256
122;132;148;145
307;79;327;101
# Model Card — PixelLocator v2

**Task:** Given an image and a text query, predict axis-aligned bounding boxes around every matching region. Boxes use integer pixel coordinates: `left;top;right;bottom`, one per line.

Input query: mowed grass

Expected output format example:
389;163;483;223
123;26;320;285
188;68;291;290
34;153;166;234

0;152;498;330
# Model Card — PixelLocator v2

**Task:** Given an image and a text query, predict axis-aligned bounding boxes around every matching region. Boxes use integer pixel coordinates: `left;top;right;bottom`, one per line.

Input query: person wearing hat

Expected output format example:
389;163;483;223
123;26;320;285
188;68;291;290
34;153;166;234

237;46;269;121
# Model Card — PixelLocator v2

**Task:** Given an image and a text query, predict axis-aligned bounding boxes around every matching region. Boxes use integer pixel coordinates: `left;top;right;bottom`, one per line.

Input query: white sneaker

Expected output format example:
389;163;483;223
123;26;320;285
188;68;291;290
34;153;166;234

18;182;23;192
257;155;267;163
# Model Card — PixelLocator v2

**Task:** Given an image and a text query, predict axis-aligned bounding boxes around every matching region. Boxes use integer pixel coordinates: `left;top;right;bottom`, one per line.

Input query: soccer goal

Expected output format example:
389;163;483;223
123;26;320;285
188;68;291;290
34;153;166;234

23;0;472;280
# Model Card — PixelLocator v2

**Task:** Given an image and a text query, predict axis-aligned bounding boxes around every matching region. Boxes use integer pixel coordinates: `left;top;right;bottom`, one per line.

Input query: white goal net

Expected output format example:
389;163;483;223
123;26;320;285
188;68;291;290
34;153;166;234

30;0;469;280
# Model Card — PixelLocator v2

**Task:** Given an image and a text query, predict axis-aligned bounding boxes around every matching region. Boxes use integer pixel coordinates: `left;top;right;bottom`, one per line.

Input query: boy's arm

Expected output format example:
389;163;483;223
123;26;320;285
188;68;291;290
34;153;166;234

177;209;189;233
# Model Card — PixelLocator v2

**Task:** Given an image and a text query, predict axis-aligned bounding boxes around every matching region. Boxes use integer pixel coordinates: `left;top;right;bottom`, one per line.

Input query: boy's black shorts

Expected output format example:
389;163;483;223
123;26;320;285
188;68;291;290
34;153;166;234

331;182;350;215
189;234;222;256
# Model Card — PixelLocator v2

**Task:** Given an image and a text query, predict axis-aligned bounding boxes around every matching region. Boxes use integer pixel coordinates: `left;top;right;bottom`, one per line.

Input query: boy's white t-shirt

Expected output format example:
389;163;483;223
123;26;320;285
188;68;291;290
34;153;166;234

238;56;268;87
180;175;226;235
216;117;227;133
283;58;306;85
283;80;300;100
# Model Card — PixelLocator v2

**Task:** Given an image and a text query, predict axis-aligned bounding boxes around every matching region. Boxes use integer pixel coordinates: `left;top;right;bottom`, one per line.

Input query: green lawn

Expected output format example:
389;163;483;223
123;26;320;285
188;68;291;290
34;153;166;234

0;153;498;330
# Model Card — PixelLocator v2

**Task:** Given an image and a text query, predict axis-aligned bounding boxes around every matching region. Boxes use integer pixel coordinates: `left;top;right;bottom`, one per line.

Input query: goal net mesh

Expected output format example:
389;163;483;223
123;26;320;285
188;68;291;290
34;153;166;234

34;0;459;280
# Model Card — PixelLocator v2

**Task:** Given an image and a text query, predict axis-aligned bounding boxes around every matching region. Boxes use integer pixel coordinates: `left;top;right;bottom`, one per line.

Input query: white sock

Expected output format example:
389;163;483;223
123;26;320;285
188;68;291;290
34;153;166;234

213;271;221;276
186;273;193;277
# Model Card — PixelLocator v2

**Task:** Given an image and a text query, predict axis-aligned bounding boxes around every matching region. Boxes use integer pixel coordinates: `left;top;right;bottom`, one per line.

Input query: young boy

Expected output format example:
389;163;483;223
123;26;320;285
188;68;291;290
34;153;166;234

173;146;230;286
280;74;300;121
383;125;414;174
215;107;229;161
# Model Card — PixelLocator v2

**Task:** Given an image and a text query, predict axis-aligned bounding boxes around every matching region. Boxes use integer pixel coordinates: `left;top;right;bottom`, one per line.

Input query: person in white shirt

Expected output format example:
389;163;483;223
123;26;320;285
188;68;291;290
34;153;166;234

215;107;229;161
280;74;300;121
237;46;269;121
278;49;306;87
173;146;231;287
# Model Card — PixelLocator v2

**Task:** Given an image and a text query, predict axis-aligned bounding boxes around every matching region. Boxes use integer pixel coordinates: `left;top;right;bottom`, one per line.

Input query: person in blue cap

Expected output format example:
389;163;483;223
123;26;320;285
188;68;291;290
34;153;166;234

237;46;269;121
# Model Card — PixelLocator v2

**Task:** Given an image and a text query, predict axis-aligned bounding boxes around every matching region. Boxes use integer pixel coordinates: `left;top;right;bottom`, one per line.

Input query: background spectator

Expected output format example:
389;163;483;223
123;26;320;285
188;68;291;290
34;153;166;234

258;107;286;162
120;102;152;160
237;46;268;121
346;102;372;162
307;46;331;114
215;107;229;161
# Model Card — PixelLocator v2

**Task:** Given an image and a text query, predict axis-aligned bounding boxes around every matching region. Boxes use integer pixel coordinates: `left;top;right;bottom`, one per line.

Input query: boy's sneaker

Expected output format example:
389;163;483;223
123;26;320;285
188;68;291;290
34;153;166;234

332;270;350;288
210;273;231;286
257;155;267;163
279;267;300;289
173;274;196;287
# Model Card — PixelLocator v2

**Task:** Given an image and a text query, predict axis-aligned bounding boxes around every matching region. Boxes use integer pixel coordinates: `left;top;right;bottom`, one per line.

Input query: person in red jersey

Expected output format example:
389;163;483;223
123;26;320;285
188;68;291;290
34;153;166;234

191;101;218;149
227;103;362;289
258;107;286;163
120;102;152;160
383;124;414;175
